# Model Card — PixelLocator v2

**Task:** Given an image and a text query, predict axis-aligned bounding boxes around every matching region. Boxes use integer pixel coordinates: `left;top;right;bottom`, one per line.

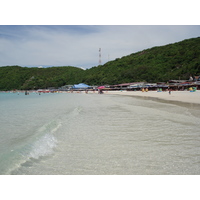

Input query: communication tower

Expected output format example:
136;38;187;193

99;48;101;65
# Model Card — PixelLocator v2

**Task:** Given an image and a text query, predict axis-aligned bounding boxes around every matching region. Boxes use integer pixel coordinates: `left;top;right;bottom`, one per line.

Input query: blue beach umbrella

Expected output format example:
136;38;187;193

72;83;90;89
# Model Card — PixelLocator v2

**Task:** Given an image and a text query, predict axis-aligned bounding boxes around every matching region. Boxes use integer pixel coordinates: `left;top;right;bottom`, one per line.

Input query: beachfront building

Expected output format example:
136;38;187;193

168;79;200;90
110;82;146;90
59;84;93;91
128;82;157;91
59;85;73;91
109;82;167;91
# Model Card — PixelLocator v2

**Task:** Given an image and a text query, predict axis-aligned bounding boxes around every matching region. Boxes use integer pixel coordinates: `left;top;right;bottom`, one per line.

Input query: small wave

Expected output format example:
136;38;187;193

37;120;62;135
25;120;62;159
27;133;57;159
8;120;62;174
72;106;83;116
73;106;83;115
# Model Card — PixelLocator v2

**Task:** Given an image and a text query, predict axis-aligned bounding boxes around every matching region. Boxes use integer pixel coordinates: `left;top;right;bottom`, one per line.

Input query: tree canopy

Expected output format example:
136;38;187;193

0;37;200;90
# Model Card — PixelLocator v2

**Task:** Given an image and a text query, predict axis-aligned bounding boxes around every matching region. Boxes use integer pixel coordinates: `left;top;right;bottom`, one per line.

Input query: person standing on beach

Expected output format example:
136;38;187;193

169;88;171;95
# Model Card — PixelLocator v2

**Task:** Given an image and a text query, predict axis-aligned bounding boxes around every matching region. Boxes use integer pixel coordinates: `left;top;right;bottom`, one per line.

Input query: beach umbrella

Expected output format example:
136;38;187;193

72;83;90;89
98;86;105;89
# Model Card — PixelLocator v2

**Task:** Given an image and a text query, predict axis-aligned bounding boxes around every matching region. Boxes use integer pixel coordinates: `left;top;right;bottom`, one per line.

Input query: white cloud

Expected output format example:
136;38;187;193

0;25;199;68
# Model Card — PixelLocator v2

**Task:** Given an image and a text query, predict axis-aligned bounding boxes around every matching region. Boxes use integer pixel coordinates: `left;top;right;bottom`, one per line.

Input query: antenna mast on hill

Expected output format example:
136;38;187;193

99;48;101;65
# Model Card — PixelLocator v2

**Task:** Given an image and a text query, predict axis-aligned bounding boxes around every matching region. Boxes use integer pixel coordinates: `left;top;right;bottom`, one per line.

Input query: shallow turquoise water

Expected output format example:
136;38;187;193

0;92;200;174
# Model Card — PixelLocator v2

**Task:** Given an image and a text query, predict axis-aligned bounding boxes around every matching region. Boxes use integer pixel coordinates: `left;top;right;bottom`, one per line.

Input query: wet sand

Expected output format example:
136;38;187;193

105;90;200;105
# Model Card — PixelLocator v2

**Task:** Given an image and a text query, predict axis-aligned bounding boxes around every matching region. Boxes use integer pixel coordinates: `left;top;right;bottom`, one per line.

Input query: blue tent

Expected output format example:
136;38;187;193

72;83;91;89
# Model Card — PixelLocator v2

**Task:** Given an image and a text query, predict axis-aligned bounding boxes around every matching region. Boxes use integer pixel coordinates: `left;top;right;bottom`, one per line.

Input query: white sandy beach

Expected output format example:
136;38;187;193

105;90;200;105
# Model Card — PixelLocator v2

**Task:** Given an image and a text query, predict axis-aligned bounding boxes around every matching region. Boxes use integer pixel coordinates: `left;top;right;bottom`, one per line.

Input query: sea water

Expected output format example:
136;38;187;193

0;92;200;175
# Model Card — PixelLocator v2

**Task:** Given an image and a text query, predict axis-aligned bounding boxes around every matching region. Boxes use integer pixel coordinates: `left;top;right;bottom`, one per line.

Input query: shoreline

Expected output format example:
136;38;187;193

2;89;200;105
105;90;200;105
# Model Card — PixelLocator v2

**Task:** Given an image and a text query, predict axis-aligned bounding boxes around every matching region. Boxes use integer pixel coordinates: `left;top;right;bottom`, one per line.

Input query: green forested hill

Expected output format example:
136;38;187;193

0;66;84;90
0;37;200;90
82;37;200;85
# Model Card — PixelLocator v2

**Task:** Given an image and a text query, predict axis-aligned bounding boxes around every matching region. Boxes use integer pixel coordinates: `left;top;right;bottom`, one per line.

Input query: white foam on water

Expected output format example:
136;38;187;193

28;133;57;159
7;120;62;174
28;119;61;157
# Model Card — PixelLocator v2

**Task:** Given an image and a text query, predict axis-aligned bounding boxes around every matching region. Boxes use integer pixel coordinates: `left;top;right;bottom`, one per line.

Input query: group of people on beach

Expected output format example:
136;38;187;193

141;87;173;95
141;88;148;92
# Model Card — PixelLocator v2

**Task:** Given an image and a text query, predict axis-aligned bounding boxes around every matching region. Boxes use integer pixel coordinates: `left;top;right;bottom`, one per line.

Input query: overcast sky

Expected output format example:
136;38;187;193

0;25;199;69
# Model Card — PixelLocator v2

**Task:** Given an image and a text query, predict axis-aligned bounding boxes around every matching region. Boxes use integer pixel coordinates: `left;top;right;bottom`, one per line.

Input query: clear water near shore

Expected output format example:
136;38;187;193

0;92;200;175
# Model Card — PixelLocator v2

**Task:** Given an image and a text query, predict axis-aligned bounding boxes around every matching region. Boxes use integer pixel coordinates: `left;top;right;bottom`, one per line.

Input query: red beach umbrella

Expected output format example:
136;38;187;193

98;86;105;89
